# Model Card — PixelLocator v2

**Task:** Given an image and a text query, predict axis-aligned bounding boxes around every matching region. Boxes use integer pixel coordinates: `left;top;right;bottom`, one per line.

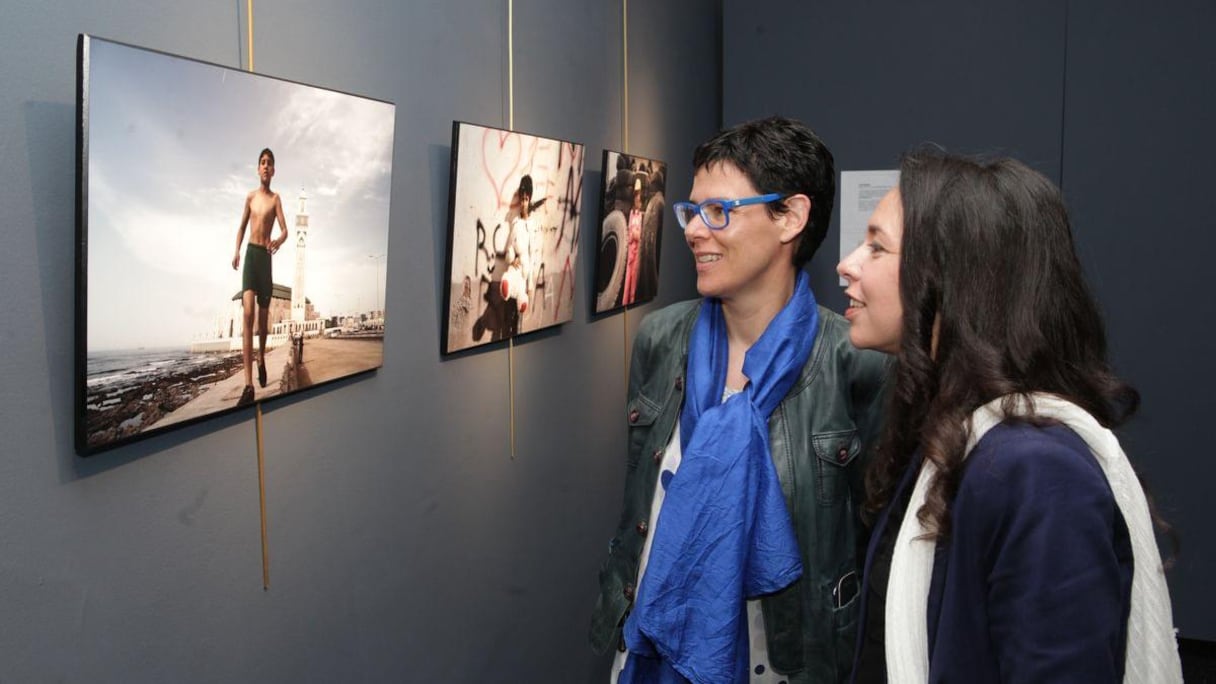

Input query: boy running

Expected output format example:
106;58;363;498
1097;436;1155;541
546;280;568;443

231;148;288;406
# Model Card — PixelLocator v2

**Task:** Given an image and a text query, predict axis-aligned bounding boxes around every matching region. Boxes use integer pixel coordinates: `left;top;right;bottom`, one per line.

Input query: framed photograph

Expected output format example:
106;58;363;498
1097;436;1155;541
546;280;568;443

592;151;666;314
75;35;396;455
442;121;586;354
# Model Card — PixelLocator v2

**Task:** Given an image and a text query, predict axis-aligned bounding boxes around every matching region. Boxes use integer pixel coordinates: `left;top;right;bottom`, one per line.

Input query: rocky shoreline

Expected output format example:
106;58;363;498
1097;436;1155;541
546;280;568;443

85;353;244;449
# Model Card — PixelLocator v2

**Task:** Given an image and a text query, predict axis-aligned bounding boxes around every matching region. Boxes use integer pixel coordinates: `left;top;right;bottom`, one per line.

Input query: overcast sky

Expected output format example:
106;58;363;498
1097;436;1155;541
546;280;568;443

85;38;395;351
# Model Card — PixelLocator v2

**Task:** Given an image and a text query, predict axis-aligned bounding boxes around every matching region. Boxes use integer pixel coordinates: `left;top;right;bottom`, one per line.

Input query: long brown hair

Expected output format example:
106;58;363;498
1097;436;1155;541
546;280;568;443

865;151;1139;540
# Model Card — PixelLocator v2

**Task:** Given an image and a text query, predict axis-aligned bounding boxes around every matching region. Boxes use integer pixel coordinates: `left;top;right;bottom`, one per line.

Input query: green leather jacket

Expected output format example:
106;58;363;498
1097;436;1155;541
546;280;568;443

589;299;889;683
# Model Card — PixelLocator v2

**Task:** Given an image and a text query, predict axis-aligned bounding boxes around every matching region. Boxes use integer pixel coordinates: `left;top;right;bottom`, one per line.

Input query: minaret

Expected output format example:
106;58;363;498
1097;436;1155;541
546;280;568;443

292;189;309;323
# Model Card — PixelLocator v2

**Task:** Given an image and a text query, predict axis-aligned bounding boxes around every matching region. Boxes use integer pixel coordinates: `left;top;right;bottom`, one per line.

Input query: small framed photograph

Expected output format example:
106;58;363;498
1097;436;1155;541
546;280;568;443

592;151;667;314
442;121;586;354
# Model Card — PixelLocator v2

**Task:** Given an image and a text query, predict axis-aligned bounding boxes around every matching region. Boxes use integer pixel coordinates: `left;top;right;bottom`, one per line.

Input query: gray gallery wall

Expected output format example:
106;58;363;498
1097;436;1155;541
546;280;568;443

0;1;717;681
723;0;1216;640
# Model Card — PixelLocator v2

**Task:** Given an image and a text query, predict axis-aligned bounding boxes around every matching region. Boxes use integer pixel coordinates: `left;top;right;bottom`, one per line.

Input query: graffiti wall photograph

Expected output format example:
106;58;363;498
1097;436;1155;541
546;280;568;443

443;121;586;354
75;35;396;454
592;151;667;314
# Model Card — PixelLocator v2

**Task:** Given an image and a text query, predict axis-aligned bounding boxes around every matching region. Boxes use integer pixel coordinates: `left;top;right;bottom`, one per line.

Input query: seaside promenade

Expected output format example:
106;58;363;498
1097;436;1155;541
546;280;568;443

291;336;383;388
148;344;293;430
146;336;383;432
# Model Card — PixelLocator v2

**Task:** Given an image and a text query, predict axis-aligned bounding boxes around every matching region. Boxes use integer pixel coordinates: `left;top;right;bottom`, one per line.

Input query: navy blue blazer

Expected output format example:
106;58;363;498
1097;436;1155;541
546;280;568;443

854;421;1133;683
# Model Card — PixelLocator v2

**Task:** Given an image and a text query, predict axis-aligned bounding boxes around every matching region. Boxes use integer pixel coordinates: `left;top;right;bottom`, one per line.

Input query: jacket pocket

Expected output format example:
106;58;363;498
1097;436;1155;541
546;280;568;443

830;570;862;683
626;392;660;427
625;392;661;471
762;571;861;680
812;428;860;506
589;554;633;655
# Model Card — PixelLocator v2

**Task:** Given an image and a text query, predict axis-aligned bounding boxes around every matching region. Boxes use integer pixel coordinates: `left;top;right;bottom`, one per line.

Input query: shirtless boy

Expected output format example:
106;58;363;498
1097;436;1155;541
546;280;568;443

231;148;289;406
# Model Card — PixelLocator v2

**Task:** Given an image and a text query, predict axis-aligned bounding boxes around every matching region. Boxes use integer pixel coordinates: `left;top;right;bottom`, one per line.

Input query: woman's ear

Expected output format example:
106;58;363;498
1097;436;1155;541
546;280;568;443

778;194;811;244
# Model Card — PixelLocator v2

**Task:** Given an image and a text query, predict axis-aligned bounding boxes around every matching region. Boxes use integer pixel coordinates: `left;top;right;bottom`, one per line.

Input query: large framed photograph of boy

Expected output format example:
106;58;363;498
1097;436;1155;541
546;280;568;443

592;151;667;314
76;35;396;455
442;121;586;354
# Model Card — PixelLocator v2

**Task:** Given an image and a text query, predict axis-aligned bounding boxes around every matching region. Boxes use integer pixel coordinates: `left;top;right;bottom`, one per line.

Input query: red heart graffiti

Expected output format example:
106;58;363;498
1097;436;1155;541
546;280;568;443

481;129;522;210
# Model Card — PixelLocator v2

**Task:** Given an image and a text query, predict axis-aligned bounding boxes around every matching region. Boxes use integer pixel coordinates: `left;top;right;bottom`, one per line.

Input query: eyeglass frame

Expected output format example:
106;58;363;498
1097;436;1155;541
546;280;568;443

672;193;786;230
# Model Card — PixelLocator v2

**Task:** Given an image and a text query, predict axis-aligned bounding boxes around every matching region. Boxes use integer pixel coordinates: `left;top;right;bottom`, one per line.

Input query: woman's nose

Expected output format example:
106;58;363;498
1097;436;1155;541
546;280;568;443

836;245;862;280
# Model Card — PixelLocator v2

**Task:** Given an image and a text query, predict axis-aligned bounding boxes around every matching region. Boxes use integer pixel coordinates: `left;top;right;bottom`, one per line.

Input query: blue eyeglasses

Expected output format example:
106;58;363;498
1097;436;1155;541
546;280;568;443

672;193;785;230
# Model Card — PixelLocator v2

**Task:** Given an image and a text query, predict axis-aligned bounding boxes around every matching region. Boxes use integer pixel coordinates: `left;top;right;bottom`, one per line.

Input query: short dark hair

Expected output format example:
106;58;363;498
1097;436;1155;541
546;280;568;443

259;148;275;165
692;116;835;268
867;149;1139;539
517;174;533;198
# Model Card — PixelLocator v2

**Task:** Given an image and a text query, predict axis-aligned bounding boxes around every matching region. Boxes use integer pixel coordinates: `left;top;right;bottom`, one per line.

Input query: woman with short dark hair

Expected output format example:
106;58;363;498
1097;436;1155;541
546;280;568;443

590;116;889;684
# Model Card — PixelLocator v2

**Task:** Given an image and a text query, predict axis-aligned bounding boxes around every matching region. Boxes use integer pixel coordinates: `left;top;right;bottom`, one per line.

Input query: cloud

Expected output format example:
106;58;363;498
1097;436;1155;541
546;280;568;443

272;88;395;212
89;164;238;288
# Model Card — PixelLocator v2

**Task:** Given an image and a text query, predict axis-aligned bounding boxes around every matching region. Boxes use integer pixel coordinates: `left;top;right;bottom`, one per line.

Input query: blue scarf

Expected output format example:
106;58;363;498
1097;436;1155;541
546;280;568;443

621;270;819;684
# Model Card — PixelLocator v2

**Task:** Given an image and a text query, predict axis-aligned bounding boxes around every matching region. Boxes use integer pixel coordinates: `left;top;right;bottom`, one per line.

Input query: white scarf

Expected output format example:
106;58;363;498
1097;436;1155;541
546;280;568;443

884;394;1182;683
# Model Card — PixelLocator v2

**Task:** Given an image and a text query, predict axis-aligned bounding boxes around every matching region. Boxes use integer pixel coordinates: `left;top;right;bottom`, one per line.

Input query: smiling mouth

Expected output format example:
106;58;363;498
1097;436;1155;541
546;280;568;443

849;298;865;308
696;254;721;263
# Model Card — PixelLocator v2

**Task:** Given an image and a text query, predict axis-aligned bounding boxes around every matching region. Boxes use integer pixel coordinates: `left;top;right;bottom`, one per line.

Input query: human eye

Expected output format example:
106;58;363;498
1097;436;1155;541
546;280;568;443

702;202;726;223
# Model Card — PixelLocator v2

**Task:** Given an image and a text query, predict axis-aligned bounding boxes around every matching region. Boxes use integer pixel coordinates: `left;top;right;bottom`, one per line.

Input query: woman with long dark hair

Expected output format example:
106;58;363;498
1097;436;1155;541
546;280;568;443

837;151;1182;683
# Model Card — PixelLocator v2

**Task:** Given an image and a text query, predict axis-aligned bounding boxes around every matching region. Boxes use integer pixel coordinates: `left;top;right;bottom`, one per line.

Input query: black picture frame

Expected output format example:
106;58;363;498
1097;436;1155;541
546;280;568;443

442;121;586;354
75;35;396;455
591;150;666;314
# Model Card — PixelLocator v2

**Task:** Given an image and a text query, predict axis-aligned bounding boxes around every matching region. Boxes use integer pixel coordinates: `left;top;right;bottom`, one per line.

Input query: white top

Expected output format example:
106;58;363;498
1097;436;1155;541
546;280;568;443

507;214;538;289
